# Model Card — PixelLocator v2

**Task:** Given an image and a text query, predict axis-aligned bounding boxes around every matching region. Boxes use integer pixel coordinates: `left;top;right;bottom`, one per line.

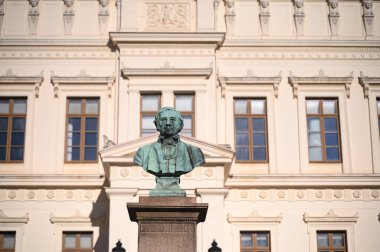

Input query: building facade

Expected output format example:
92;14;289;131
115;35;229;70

1;0;380;251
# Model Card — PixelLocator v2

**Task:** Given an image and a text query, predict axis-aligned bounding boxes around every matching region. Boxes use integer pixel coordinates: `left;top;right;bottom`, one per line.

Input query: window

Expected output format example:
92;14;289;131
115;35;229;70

65;98;99;162
141;93;161;137
234;98;268;162
240;231;270;252
0;98;27;162
175;93;194;137
0;232;16;252
377;99;380;132
306;99;341;162
62;232;92;252
317;231;347;252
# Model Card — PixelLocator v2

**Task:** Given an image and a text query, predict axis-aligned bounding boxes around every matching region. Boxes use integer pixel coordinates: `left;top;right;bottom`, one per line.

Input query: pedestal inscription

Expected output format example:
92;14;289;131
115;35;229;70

127;197;208;252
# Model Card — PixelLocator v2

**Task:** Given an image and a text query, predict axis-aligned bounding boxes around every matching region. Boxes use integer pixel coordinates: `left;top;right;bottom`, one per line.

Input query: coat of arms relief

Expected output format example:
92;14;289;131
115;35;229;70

144;0;191;31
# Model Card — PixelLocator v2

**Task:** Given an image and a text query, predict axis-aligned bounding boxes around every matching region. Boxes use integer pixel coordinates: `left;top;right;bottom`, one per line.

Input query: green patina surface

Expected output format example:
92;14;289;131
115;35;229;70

134;107;205;197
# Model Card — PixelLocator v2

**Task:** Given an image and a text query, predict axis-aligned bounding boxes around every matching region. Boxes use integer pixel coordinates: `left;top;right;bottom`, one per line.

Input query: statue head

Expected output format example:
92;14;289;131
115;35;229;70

154;107;184;137
294;0;303;8
64;0;74;8
99;0;108;7
329;0;338;9
260;0;269;8
30;0;39;7
363;0;372;9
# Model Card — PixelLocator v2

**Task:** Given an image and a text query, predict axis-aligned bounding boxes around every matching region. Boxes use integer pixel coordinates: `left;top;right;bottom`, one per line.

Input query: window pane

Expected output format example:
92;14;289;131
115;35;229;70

181;130;192;137
85;118;98;131
236;133;249;145
142;95;160;111
235;118;248;131
0;132;7;145
68;132;80;145
84;147;97;160
236;147;249;161
80;233;92;248
176;95;193;112
309;147;322;161
251;100;265;114
12;118;26;131
377;100;380;114
0;99;10;114
324;118;337;131
306;100;320;114
307;118;320;131
64;234;76;248
0;147;5;160
325;133;338;146
323;100;337;114
317;233;329;248
256;233;269;247
241;233;253;247
182;115;192;130
253;147;266;161
85;133;97;145
10;147;23;160
235;100;248;114
252;133;266;146
13;99;27;114
332;233;345;247
0;118;8;130
11;132;24;145
142;116;156;130
67;147;80;161
308;133;322;146
68;99;82;114
326;147;339;161
252;118;265;131
3;233;16;249
85;99;99;114
68;118;81;131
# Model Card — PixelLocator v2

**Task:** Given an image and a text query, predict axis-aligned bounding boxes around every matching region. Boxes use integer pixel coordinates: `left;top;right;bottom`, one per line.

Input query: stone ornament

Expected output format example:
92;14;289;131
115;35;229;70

224;0;235;36
362;0;374;37
259;0;270;36
63;0;75;35
0;0;3;34
99;0;109;34
146;4;190;31
134;107;205;197
328;0;339;37
293;0;305;36
28;0;39;35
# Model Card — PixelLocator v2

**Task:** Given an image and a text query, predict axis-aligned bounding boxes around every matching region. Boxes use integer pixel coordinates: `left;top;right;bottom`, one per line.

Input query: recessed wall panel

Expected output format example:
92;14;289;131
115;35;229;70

340;3;364;37
39;2;63;36
304;3;329;37
235;2;259;37
270;3;294;37
373;4;380;36
75;2;98;35
3;2;28;35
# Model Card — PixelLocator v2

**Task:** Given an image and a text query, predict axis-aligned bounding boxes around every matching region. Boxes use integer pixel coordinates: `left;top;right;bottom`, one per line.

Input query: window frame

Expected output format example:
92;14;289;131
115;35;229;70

62;231;93;252
64;97;100;163
0;231;16;252
233;98;269;163
306;98;342;163
316;231;347;252
174;92;195;137
140;92;161;137
240;231;271;252
0;97;27;163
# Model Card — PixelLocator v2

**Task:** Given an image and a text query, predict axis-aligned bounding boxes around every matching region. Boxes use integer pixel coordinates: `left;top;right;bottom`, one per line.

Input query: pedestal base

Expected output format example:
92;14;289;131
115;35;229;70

127;197;208;252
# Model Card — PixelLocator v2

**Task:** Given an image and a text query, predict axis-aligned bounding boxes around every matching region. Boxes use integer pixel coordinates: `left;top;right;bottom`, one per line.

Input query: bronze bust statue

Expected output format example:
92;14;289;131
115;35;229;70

133;107;205;196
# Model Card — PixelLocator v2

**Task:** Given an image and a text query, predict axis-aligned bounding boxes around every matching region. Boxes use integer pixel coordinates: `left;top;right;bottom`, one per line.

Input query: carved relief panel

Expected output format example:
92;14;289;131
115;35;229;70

140;0;195;31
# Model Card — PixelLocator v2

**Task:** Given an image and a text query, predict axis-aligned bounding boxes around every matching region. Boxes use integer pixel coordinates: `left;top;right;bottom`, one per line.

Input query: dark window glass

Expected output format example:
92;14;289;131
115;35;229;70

141;94;161;137
306;99;341;162
377;99;380;133
317;231;347;252
0;231;16;252
234;99;268;162
66;98;99;162
0;98;27;162
62;232;93;252
240;231;270;252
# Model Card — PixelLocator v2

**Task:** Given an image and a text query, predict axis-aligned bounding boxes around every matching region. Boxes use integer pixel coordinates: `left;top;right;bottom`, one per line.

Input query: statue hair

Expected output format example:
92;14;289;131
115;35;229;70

154;107;184;133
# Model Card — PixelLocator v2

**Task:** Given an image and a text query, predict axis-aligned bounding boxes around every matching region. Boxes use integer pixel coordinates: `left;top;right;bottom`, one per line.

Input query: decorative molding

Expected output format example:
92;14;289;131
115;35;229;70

0;0;4;35
0;39;109;46
0;210;29;223
259;0;270;36
362;0;374;37
0;70;44;98
50;210;91;224
51;70;115;98
328;0;340;37
63;0;75;35
214;0;220;31
358;71;380;98
222;39;380;47
28;0;39;35
304;209;358;223
98;0;109;35
288;70;353;98
218;74;282;98
224;0;235;36
145;3;191;31
293;0;305;36
227;210;283;223
121;67;213;79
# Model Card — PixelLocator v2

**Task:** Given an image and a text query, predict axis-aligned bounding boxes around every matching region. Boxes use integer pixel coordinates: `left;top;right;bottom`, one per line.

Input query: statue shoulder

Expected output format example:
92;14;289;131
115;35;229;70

133;144;153;166
182;142;205;167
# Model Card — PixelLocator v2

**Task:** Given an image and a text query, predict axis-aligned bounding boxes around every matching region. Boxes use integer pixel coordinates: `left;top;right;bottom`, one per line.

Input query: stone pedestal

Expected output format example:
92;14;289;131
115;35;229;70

127;197;208;252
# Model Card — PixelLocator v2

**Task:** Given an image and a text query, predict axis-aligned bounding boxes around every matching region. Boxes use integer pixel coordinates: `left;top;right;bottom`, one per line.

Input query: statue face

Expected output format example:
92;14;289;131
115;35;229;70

65;0;73;7
100;0;108;7
30;0;38;7
295;0;303;8
155;109;183;137
364;2;372;9
261;0;269;8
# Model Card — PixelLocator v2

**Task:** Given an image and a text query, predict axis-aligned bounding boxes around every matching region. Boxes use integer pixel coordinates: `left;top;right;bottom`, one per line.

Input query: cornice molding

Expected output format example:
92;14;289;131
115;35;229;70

121;67;213;79
50;210;95;224
304;209;358;223
0;210;29;224
110;32;225;47
358;71;380;98
218;75;282;98
51;71;115;98
0;38;109;46
0;70;44;98
288;70;354;98
0;174;105;187
227;210;283;223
